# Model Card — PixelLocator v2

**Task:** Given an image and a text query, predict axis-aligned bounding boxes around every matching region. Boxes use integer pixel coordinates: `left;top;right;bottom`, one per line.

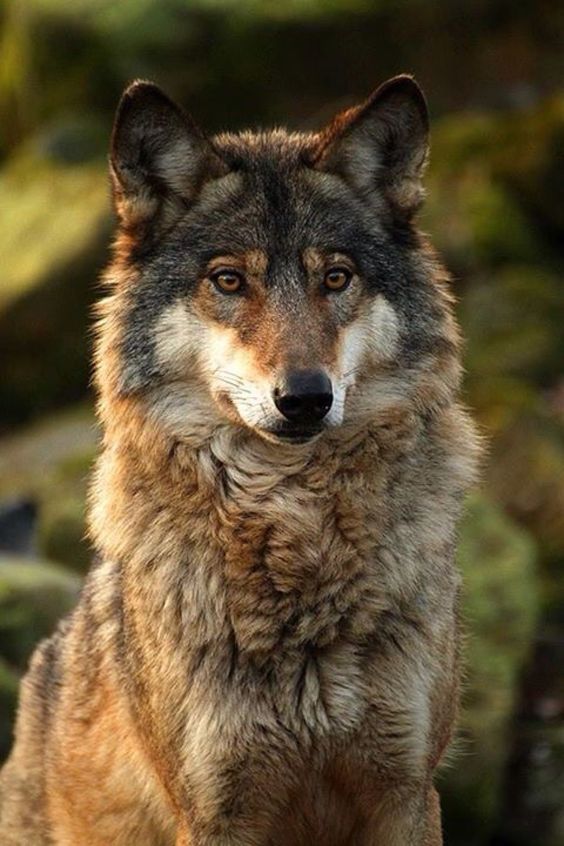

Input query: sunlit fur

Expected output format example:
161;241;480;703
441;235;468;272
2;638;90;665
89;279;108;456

0;76;480;845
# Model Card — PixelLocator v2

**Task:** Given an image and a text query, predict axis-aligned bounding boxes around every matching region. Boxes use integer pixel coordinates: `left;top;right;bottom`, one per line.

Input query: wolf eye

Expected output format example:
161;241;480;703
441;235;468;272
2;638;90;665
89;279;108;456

211;269;244;294
323;267;352;292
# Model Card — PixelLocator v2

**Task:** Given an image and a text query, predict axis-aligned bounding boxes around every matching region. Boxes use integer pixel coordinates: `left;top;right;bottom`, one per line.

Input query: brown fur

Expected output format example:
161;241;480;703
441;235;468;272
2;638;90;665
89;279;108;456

0;76;480;845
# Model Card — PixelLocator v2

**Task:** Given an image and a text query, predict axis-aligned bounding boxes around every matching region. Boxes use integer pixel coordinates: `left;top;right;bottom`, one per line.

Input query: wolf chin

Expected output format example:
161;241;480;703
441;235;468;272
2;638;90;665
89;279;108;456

0;75;479;844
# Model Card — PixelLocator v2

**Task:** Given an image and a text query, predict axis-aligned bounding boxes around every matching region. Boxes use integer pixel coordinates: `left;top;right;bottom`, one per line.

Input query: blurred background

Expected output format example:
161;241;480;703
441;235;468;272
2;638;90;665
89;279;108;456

0;0;563;843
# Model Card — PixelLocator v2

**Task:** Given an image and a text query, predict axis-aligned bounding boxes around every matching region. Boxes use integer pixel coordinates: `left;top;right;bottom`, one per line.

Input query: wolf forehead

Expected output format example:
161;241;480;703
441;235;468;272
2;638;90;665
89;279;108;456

135;130;388;275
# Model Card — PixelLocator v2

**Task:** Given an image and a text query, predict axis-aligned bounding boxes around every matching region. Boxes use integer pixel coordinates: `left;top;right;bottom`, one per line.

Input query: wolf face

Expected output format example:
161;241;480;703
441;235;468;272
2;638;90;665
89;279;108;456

102;76;460;445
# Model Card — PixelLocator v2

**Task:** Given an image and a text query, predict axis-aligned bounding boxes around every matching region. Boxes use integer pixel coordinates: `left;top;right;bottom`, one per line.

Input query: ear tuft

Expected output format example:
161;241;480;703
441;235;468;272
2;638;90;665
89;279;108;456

110;81;224;229
314;75;429;222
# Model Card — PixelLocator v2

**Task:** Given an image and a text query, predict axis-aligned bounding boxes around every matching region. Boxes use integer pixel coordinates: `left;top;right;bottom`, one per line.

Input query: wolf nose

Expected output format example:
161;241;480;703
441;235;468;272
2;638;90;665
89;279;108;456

273;370;333;424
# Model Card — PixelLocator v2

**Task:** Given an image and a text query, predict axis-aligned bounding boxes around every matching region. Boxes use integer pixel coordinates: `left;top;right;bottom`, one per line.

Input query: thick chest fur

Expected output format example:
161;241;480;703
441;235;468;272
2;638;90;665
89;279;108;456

97;419;463;788
218;438;389;656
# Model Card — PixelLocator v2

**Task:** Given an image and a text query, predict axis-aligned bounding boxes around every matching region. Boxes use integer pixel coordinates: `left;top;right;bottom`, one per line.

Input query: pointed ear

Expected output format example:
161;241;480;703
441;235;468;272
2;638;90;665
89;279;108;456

110;81;226;229
313;75;429;222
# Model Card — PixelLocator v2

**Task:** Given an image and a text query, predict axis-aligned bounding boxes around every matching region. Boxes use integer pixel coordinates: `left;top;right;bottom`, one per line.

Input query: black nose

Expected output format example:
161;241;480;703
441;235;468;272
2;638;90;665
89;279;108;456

273;370;333;425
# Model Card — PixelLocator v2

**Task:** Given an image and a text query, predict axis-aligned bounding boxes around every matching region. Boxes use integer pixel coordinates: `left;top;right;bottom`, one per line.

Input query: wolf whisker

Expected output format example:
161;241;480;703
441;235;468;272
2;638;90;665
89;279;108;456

342;366;361;379
213;369;249;388
215;376;255;393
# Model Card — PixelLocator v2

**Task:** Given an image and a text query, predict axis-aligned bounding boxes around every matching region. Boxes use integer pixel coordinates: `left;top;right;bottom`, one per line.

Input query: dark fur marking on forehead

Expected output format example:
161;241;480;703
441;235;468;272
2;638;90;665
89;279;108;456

212;130;317;172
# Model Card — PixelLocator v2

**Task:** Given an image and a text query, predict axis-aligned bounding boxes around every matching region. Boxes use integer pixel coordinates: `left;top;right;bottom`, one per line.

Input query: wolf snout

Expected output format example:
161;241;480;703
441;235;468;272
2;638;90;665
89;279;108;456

273;369;333;425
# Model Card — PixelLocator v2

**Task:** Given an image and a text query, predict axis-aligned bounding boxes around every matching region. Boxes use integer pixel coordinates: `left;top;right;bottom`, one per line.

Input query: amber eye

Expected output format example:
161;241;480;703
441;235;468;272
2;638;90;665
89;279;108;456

323;267;352;292
211;269;244;294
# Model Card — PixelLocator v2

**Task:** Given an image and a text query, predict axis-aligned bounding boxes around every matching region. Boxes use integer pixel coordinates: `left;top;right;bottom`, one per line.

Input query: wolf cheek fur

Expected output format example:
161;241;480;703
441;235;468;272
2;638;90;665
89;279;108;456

0;75;480;845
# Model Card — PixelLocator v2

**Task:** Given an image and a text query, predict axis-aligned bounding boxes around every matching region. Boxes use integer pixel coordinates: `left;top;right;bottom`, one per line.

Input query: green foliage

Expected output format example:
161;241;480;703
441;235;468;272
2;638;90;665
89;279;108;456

461;496;538;707
0;150;110;425
0;153;108;310
440;495;539;843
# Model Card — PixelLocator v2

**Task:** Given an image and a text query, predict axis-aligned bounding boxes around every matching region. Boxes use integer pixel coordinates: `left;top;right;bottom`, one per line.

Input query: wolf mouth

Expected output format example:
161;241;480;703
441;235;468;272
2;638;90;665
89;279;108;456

263;424;324;444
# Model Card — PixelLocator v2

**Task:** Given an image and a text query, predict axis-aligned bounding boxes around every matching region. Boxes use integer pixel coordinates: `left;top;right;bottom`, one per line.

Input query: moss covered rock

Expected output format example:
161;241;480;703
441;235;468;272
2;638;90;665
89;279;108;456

0;555;80;760
0;406;97;572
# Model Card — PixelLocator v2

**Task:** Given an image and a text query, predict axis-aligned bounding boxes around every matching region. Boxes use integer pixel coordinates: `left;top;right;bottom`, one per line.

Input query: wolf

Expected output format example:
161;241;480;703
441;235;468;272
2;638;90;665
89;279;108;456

0;75;479;844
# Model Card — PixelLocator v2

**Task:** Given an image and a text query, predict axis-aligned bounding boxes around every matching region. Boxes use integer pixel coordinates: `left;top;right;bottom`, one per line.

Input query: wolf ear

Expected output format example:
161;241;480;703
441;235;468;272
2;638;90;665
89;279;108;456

110;81;226;229
314;75;429;222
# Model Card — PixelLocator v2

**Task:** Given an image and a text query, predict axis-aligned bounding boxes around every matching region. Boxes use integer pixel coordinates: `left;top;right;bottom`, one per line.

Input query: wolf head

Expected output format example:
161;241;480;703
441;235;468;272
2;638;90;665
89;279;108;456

98;76;460;446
